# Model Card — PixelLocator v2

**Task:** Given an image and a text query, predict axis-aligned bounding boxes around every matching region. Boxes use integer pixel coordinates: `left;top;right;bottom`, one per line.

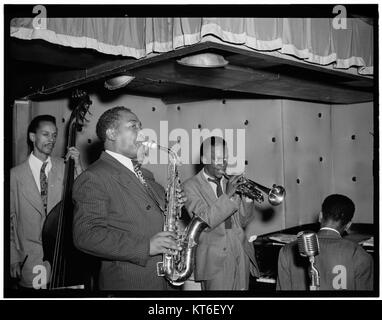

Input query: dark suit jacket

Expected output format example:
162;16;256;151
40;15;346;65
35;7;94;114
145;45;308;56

276;229;374;290
182;169;259;281
72;151;168;290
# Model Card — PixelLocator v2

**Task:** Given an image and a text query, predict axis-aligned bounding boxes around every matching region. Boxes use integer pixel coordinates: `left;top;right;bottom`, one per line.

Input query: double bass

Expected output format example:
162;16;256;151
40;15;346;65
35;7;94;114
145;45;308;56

42;89;95;290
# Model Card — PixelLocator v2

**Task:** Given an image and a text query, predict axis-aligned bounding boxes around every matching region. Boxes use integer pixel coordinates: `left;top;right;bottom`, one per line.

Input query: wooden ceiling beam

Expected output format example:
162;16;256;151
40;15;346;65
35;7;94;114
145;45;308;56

9;41;374;104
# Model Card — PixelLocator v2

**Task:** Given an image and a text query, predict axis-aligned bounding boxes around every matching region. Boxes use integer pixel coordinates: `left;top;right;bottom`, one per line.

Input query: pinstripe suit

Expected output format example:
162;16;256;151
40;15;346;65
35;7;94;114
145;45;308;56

72;151;169;290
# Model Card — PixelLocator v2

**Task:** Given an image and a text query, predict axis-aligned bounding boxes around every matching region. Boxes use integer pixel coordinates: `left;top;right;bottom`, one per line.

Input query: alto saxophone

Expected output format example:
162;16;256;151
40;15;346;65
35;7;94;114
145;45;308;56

142;141;209;286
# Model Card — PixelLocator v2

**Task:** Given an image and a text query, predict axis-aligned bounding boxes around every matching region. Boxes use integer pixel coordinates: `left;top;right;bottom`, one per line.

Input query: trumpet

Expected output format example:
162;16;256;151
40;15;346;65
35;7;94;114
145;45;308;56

223;173;285;206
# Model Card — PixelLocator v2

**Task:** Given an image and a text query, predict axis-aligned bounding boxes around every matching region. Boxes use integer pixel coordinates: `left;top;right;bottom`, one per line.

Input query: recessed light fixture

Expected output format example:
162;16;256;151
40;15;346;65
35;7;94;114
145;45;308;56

177;53;228;68
104;75;135;90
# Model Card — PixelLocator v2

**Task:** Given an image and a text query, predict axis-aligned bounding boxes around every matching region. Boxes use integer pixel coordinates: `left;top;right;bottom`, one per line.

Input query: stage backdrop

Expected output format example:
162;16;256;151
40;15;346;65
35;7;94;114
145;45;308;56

12;94;374;235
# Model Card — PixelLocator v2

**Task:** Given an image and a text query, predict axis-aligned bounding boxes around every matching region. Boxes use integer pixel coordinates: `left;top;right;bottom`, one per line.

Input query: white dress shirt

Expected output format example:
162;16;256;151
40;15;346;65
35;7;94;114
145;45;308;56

28;152;52;193
319;227;341;236
106;150;137;177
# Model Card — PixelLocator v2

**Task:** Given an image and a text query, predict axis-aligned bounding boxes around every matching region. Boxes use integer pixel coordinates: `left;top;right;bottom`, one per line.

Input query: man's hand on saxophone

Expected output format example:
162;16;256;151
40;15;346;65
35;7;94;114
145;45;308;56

149;231;182;256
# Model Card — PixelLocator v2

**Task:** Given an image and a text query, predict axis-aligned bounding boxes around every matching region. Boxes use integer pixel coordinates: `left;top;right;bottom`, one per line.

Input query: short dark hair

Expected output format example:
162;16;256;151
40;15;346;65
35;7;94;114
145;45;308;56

200;136;226;163
321;194;355;226
96;106;133;142
27;115;56;151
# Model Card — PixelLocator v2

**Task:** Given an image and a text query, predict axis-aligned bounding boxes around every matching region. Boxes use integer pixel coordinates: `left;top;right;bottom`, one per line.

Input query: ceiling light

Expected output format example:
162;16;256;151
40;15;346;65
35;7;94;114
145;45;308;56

177;53;228;68
104;75;135;90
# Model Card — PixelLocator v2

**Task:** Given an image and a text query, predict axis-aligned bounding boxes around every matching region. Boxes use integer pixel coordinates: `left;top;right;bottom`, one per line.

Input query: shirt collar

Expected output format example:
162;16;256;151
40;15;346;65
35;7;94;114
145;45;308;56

105;150;135;174
29;152;52;168
203;168;220;182
319;227;341;236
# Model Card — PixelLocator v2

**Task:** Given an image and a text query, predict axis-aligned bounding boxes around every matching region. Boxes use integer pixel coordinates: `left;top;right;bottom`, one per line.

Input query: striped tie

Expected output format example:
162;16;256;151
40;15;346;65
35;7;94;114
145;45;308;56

40;161;48;213
132;161;164;212
132;161;147;186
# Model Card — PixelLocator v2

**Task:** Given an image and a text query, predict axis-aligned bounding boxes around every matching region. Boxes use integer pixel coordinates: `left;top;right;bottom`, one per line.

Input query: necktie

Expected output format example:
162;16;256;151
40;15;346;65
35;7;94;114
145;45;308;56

132;160;164;212
208;177;232;229
132;160;147;186
40;161;48;213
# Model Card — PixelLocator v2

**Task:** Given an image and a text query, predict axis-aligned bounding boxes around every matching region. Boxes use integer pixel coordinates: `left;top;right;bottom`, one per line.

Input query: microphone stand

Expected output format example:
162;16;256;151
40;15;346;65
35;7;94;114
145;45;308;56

308;256;320;291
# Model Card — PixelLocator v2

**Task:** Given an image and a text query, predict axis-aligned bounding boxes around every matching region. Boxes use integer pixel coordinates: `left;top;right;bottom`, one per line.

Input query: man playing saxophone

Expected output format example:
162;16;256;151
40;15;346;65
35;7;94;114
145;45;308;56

182;136;260;290
72;106;186;290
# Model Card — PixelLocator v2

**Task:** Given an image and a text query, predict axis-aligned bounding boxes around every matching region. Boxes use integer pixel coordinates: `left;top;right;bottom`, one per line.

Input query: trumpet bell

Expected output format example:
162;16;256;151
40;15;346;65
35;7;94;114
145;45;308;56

268;185;285;206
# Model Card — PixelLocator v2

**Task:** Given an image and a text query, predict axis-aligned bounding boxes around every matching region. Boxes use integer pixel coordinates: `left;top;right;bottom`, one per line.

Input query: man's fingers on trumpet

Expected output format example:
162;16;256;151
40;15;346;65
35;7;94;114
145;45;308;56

235;180;246;188
229;174;243;184
226;174;244;197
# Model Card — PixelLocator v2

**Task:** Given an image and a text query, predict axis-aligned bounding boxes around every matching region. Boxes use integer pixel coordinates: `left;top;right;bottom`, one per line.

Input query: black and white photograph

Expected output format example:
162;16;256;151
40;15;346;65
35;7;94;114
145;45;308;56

2;3;379;304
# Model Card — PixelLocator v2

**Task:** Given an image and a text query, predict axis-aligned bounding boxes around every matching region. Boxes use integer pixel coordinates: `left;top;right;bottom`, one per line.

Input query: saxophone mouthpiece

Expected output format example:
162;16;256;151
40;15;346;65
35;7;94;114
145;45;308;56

142;141;158;149
142;141;181;165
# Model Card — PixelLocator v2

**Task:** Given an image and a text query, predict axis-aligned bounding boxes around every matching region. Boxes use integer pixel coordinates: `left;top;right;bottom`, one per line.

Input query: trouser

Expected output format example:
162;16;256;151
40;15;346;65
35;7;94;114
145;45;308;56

201;231;250;290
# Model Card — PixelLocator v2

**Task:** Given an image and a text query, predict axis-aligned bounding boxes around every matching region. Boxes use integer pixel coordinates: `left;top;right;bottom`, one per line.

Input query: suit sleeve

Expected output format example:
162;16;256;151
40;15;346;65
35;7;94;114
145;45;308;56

10;170;23;265
182;180;239;229
354;247;374;290
276;246;292;290
72;171;150;266
237;197;258;228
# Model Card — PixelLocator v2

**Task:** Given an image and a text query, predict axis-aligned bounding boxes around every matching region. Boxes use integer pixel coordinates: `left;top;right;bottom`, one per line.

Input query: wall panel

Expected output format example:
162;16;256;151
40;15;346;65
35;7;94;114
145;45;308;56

166;99;285;236
13;100;32;166
23;94;374;235
282;100;333;227
331;102;374;223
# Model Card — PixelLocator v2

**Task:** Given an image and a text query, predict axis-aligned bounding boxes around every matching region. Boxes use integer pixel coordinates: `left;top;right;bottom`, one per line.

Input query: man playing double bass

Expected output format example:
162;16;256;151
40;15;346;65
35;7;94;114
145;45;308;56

10;115;84;290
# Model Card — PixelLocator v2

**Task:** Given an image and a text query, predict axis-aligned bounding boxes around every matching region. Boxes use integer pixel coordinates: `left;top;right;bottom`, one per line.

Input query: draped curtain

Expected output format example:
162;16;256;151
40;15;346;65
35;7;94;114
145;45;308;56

10;17;373;75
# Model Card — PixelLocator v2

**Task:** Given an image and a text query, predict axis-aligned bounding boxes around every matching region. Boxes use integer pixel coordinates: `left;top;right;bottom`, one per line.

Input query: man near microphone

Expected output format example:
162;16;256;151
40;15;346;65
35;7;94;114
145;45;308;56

72;106;185;290
276;194;373;290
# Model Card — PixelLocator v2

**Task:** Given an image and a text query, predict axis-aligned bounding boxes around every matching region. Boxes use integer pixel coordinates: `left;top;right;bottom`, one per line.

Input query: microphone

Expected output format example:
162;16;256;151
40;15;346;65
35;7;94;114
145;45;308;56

297;231;320;258
297;231;320;290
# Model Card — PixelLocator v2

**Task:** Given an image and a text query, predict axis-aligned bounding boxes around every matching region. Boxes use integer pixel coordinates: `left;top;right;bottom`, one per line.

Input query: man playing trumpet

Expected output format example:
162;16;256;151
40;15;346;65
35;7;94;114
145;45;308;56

182;136;260;290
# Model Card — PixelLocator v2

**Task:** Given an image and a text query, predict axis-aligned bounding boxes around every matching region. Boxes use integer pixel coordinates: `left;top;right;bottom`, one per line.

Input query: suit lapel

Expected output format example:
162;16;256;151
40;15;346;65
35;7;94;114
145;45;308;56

196;170;220;204
196;169;241;229
111;172;152;205
101;152;160;207
19;161;45;216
